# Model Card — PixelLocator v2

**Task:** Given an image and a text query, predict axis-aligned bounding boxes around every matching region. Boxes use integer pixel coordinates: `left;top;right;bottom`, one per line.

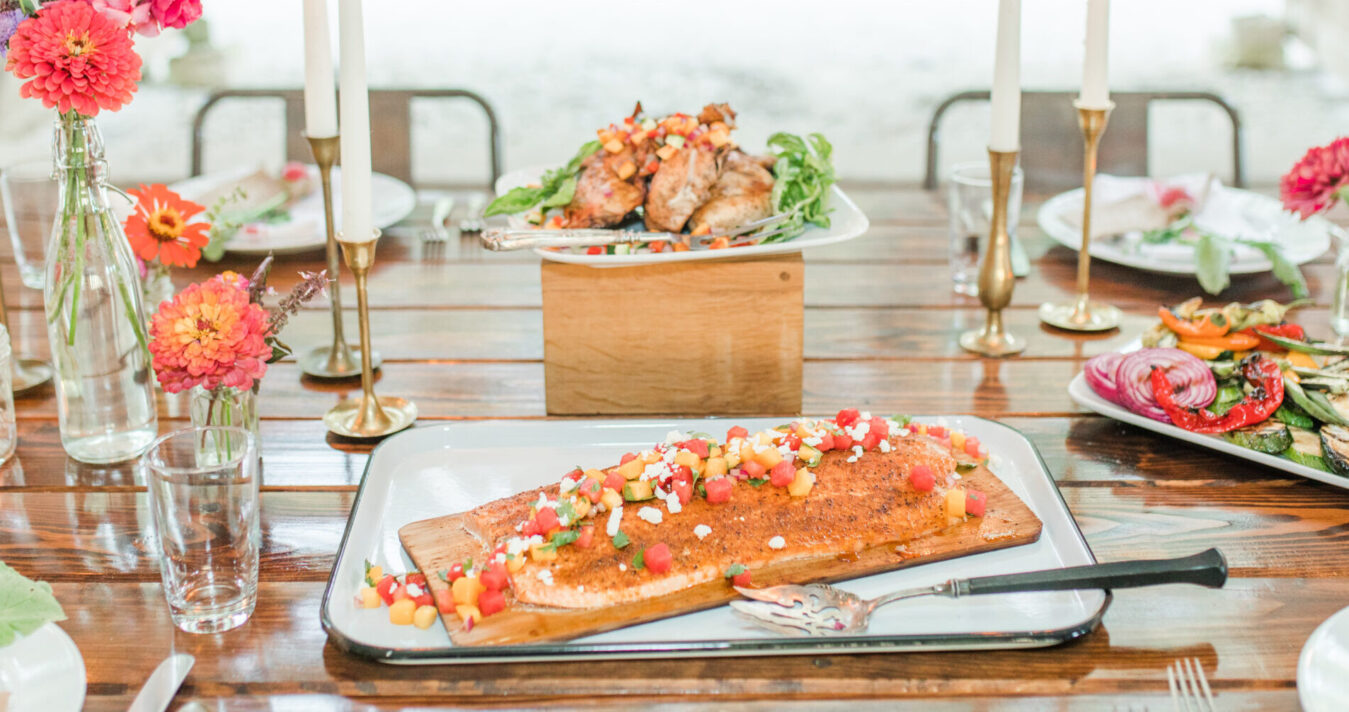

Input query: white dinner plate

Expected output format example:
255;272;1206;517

321;416;1106;663
0;622;86;712
171;166;417;255
1038;183;1336;275
1299;604;1349;712
493;164;869;268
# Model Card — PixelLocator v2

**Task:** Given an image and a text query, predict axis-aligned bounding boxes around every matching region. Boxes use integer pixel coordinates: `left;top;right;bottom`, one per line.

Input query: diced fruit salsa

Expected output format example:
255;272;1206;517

1084;297;1349;475
360;409;992;630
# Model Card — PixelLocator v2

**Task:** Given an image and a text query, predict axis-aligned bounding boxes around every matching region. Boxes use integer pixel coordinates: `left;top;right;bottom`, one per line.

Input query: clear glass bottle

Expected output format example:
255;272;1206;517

0;325;17;465
44;116;157;463
1333;238;1349;337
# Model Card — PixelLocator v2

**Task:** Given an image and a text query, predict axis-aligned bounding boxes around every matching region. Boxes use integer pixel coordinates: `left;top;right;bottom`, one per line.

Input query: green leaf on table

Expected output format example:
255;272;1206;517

0;561;66;647
1195;233;1232;295
1242;240;1309;299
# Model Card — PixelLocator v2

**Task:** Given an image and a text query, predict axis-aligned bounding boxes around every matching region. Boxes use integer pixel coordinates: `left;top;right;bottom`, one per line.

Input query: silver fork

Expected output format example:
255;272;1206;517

459;194;487;234
419;195;455;243
731;549;1227;636
1168;658;1215;711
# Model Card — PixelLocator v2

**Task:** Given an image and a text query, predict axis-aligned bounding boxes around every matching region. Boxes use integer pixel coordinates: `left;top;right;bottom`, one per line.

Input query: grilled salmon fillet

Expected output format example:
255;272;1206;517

458;435;958;609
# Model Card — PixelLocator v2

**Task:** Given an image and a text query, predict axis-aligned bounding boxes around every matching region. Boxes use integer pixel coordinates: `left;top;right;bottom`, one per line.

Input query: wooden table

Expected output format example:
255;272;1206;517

5;185;1347;711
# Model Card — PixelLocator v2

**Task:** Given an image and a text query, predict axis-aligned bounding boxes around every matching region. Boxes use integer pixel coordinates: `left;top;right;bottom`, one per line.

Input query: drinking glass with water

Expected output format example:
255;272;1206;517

948;161;1024;296
145;426;260;634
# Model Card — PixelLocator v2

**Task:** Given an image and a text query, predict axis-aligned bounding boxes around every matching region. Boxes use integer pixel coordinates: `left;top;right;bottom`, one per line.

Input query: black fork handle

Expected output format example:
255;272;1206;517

959;548;1227;597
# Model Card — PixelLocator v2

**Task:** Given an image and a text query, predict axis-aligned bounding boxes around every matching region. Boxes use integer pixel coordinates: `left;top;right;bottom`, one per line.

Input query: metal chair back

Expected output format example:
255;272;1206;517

190;88;502;187
924;90;1243;193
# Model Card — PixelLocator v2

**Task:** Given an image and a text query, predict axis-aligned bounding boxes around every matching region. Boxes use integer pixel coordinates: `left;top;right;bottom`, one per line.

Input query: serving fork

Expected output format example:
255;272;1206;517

419;195;456;244
459;194;487;234
1168;657;1215;711
481;213;790;252
731;548;1227;636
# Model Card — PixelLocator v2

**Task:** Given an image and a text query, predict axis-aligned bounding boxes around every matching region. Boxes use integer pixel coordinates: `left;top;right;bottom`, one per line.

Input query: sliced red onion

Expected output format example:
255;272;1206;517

1115;348;1216;422
1084;352;1125;404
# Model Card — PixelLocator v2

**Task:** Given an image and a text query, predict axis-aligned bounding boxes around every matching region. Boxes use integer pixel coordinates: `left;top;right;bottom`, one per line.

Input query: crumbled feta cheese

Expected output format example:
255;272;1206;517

667;496;682;514
852;445;864;457
494;552;506;564
694;524;712;540
515;521;524;532
768;536;786;550
557;513;571;527
803;435;823;448
619;563;627;572
536;569;554;586
849;421;870;440
898;428;911;437
653;485;667;500
579;585;585;592
664;430;686;445
879;440;892;453
506;537;531;556
643;462;667;480
536;493;549;509
846;455;859;463
406;583;423;597
606;505;623;537
861;411;872;420
638;506;663;525
559;476;579;493
778;443;794;458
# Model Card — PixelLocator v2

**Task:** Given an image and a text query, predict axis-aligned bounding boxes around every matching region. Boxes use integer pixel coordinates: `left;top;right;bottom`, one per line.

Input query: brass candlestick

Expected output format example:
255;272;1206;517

1038;101;1122;332
960;148;1026;357
323;229;416;439
0;268;51;393
297;134;381;378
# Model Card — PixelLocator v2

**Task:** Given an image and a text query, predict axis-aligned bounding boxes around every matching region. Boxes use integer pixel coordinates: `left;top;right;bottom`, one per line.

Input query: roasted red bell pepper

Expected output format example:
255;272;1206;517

1240;323;1307;351
1150;355;1283;433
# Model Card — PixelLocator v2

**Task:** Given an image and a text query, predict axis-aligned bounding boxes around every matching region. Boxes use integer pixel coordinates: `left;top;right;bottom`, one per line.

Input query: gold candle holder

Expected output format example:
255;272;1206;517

960;148;1026;357
0;268;52;393
323;229;416;439
297;134;381;379
1038;101;1122;332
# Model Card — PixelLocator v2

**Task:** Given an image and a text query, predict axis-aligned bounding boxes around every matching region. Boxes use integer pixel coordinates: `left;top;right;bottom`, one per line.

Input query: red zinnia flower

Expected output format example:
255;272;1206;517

149;278;274;394
3;0;142;116
1281;137;1349;220
124;184;210;268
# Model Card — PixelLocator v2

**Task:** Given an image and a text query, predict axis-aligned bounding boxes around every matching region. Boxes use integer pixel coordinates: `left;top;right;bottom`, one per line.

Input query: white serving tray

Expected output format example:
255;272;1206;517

321;416;1106;663
1069;371;1349;491
493;165;869;268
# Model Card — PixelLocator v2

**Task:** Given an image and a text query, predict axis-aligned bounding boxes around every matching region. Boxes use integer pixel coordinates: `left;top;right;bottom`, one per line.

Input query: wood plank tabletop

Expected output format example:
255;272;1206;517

5;183;1347;711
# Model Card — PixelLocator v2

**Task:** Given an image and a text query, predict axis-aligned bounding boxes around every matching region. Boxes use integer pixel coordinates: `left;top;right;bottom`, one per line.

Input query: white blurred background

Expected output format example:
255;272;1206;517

1;0;1345;188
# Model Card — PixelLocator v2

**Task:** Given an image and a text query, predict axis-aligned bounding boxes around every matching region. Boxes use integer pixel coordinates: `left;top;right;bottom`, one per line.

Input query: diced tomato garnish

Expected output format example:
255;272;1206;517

619;452;637;465
522;518;540;538
583;479;603;503
742;460;766;479
434;588;455;615
477;588;506;617
868;417;890;439
672;465;693;485
391;583;410;602
586;246;604;255
836;408;862;428
405;572;427;587
704;477;732;503
643;159;659;174
964;436;982;459
965;490;987;517
833;432;854;451
534;507;559;533
726;425;749;442
604;470;626;492
783;433;802;450
926;425;945;438
731;569;752;587
861;432;881;450
447;563;465;582
680;439;709;458
412;588;433;609
575;525;595;549
818;433;835;451
644;543;673;574
769;460;796;487
480;563;509;592
376;574;397;605
909;464;935;492
672;479;693;504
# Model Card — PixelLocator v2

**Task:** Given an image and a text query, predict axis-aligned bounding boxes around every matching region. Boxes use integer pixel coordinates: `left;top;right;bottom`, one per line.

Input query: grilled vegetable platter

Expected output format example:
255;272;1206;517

1082;297;1349;477
484;102;835;255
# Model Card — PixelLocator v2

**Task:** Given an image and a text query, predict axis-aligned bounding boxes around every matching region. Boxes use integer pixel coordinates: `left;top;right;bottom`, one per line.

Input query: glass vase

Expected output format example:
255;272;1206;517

142;263;175;317
190;386;260;451
44;115;158;464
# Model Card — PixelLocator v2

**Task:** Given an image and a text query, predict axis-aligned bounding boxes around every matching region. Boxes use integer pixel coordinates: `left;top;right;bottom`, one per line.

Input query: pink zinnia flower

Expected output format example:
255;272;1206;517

148;0;201;31
90;0;157;37
149;278;274;394
1281;137;1349;220
4;0;142;116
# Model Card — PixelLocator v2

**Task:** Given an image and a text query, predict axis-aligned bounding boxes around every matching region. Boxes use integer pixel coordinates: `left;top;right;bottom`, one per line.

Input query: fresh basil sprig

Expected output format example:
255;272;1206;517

484;140;602;217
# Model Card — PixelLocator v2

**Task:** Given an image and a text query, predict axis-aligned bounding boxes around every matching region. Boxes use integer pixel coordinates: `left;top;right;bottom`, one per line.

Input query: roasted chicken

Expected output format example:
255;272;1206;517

689;150;775;234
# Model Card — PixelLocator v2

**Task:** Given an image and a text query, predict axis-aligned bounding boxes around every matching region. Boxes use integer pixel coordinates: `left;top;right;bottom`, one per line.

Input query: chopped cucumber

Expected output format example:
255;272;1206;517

622;481;654;501
665;135;686;149
1223;421;1292;455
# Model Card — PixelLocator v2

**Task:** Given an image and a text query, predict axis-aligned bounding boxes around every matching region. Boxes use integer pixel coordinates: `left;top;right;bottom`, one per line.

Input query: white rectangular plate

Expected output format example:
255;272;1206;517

493;165;869;268
321;416;1107;664
1069;372;1349;491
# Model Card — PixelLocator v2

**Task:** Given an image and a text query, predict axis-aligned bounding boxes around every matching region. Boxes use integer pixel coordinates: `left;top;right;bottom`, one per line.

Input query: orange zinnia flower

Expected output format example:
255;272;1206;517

124;183;210;268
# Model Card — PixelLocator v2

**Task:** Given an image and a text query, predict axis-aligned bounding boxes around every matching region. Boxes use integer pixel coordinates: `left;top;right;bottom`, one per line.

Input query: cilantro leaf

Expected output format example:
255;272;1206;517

551;529;580;548
0;562;66;647
747;478;769;487
724;563;747;579
633;548;646;570
612;531;631;549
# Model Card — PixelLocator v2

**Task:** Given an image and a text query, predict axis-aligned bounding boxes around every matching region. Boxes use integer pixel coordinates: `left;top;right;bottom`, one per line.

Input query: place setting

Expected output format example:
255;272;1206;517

2;0;1349;710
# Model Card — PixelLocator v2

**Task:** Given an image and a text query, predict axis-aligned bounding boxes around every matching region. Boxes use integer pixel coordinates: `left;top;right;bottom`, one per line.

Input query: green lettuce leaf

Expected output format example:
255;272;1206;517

0;562;66;647
1242;240;1309;299
483;140;602;217
1195;233;1232;295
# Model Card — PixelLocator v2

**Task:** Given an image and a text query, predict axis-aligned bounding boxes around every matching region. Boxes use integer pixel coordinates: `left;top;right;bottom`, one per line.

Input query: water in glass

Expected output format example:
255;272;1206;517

145;426;260;634
947;161;1023;296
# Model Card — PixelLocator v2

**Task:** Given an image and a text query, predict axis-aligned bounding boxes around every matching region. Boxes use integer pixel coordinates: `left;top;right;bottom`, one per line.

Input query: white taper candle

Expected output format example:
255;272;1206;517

1080;0;1111;108
337;0;373;241
301;0;338;138
989;0;1022;152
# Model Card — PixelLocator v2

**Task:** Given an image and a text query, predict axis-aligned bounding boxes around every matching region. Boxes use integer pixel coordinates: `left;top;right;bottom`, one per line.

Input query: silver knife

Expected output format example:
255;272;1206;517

481;213;789;251
127;653;194;712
